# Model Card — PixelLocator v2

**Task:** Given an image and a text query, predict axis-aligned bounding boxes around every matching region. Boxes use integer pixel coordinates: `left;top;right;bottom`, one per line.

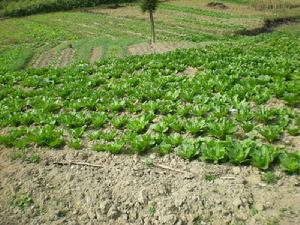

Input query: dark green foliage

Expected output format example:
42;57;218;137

140;0;159;12
0;0;137;17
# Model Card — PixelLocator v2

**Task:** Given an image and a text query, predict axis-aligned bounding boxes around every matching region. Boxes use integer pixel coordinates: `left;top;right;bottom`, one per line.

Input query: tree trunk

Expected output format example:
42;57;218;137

149;10;155;44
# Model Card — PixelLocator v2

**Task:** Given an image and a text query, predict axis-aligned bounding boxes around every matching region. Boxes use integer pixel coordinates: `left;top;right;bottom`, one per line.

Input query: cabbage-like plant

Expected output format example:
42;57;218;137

200;140;226;163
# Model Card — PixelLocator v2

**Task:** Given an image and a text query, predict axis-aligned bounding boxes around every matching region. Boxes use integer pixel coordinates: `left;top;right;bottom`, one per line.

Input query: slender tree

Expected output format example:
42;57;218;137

141;0;159;44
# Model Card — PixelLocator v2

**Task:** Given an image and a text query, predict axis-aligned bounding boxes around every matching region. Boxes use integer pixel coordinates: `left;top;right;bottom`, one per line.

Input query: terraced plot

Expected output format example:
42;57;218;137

0;0;283;70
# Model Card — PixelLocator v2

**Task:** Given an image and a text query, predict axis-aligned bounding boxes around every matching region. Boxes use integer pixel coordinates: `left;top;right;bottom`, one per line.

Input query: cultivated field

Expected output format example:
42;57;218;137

0;0;300;225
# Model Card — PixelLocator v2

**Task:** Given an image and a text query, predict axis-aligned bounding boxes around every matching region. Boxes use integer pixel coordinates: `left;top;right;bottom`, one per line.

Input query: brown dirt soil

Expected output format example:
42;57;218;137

89;46;102;64
55;48;74;68
32;51;54;68
128;42;196;56
0;147;300;225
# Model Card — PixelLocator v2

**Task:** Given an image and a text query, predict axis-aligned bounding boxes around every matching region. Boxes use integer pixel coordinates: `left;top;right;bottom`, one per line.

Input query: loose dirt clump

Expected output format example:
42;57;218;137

89;46;102;64
0;147;300;225
207;2;228;10
55;48;74;68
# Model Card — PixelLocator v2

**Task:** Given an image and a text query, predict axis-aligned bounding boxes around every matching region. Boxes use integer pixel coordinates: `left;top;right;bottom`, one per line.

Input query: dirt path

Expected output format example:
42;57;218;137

89;46;102;64
0;147;299;225
55;48;74;68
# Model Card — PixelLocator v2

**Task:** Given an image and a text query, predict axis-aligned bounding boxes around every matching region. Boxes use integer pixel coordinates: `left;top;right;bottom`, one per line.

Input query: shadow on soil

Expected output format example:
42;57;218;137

237;16;300;36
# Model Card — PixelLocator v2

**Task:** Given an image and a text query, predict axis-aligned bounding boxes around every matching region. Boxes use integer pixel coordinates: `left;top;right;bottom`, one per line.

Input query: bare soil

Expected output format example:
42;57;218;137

0;147;300;225
128;42;196;56
32;51;54;68
207;2;228;10
55;48;74;68
89;46;102;64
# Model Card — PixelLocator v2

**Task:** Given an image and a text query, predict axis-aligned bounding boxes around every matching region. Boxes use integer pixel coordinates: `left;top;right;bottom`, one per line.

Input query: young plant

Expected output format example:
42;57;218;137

185;119;207;135
177;140;200;160
104;140;125;154
131;135;154;154
250;145;279;170
127;116;149;134
287;126;299;136
261;172;279;185
200;140;226;163
241;121;254;133
279;152;300;174
164;133;183;146
259;125;283;143
68;139;83;150
227;139;253;165
208;119;236;140
30;126;64;149
153;121;169;133
91;113;107;128
157;143;173;155
111;115;128;129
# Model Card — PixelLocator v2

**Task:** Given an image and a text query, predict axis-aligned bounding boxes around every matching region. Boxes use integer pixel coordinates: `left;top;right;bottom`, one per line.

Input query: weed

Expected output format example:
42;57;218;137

12;193;33;209
261;172;279;184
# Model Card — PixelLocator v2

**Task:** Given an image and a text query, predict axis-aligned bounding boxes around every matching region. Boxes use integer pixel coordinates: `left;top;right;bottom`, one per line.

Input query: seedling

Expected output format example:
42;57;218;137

261;172;279;185
68;139;83;150
12;193;33;209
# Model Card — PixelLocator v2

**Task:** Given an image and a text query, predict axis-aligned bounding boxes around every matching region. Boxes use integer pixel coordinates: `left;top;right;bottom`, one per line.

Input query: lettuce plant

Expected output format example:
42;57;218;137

68;139;83;150
164;133;183;146
127;116;149;134
158;143;173;155
250;145;279;170
30;126;64;149
177;140;200;160
111;115;128;129
153;121;169;133
131;135;154;154
208;119;236;140
241;121;254;133
227;139;253;164
91;113;107;128
259;125;283;143
200;140;226;163
280;152;300;174
185;119;207;135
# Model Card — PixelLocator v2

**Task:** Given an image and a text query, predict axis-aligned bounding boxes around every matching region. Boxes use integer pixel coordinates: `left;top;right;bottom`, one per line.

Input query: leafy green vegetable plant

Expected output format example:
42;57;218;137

227;139;253;164
200;140;226;163
280;152;300;174
250;145;279;170
259;125;283;143
208;119;236;140
177;139;200;160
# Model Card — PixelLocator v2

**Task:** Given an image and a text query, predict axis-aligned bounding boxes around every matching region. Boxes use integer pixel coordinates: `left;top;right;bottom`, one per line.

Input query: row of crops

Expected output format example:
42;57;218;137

0;32;299;173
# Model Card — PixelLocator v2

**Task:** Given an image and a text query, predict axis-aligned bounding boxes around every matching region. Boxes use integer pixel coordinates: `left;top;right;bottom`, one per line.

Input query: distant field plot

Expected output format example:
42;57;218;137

0;0;279;70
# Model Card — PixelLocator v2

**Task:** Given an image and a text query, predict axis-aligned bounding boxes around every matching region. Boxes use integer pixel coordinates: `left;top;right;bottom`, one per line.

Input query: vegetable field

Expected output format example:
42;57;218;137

0;0;285;70
0;0;300;225
1;33;299;172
